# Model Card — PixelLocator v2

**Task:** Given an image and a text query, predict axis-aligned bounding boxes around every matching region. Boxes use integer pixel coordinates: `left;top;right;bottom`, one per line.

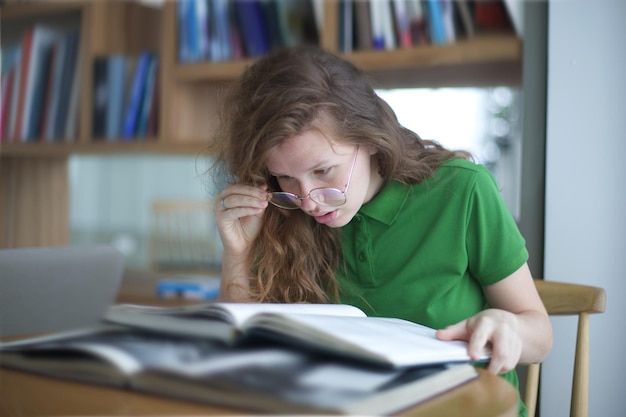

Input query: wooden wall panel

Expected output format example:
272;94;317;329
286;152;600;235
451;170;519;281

0;157;69;249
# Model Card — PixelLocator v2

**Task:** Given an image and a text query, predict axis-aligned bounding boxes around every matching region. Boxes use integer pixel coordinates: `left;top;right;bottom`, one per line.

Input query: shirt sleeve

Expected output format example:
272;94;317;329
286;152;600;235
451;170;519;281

465;165;529;286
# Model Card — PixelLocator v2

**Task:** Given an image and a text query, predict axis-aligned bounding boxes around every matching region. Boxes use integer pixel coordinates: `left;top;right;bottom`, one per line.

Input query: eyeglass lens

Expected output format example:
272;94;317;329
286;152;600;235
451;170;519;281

269;188;345;209
268;146;359;210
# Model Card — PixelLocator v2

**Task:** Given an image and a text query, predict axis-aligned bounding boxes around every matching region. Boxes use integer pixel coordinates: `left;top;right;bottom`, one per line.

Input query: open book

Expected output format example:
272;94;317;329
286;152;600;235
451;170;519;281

0;326;479;415
104;302;490;368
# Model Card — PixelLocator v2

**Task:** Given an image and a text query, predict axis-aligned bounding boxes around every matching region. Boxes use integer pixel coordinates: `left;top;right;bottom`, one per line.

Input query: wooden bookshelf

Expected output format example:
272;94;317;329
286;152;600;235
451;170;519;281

0;0;522;248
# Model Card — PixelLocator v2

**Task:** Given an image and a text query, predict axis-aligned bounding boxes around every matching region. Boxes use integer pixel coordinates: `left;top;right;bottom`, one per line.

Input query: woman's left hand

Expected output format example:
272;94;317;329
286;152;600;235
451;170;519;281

436;308;522;374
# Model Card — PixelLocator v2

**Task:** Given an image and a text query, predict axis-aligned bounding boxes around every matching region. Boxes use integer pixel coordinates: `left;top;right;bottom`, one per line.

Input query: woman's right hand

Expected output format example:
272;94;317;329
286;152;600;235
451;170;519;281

214;183;269;257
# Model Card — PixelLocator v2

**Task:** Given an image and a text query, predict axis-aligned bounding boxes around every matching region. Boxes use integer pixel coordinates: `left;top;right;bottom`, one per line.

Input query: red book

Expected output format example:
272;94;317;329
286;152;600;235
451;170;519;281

0;68;16;142
13;29;34;142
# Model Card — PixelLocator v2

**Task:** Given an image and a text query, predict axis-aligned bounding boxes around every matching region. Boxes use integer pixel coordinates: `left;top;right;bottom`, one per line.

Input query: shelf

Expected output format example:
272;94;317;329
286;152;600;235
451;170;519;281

172;34;521;84
0;1;85;19
0;142;210;158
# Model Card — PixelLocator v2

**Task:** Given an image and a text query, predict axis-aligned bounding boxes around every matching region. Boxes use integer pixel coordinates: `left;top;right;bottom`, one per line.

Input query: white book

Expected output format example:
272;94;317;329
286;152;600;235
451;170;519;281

105;302;491;368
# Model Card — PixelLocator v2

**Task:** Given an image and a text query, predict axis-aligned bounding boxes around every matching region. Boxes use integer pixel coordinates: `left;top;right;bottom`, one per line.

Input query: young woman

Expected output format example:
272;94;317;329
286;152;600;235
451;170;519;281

210;46;552;416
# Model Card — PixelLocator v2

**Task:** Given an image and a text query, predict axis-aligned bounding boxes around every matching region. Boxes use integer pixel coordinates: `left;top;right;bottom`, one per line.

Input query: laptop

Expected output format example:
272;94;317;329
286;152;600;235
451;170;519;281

0;245;124;337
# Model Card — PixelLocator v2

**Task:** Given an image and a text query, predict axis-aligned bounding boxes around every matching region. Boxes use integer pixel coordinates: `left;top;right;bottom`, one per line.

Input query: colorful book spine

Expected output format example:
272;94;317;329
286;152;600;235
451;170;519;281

122;51;152;139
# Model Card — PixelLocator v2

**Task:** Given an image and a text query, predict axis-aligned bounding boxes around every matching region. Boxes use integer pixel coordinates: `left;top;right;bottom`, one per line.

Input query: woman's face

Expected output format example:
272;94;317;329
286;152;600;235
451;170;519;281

266;130;384;228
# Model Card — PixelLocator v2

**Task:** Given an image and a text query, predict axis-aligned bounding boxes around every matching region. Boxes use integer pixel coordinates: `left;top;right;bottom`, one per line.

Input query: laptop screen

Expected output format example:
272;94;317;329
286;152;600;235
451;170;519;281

0;245;124;337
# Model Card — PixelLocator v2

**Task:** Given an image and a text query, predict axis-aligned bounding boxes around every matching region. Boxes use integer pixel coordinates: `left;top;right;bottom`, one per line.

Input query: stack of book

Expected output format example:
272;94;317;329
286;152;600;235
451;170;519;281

1;25;80;143
177;0;320;63
92;51;159;141
0;302;489;414
343;0;514;53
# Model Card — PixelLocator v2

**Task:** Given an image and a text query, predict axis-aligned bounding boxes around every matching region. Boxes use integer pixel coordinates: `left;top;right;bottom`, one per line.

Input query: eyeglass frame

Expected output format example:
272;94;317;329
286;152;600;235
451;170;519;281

267;146;360;210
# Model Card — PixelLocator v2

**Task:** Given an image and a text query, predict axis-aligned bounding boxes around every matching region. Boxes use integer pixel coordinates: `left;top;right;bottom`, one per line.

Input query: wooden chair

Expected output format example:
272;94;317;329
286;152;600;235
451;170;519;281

150;200;222;274
523;279;606;417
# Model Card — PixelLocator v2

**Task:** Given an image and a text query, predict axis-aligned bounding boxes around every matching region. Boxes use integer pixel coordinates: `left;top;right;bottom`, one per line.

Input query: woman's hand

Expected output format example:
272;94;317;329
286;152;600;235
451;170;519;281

214;184;270;256
214;184;269;302
436;309;522;374
436;263;552;374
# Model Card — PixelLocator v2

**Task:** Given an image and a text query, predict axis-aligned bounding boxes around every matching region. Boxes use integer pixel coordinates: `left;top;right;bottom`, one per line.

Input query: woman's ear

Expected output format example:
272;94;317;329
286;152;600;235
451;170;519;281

366;145;378;156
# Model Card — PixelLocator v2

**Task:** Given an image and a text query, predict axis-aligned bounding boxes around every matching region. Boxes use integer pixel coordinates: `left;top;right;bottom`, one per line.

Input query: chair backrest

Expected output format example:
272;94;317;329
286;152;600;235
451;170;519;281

149;199;222;274
523;279;606;417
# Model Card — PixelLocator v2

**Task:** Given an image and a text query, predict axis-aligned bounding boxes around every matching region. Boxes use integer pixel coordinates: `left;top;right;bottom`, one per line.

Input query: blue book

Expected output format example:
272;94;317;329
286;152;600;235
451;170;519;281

187;0;201;61
105;55;128;140
122;51;151;139
234;0;270;57
177;0;191;62
136;56;158;138
426;0;447;45
210;0;232;61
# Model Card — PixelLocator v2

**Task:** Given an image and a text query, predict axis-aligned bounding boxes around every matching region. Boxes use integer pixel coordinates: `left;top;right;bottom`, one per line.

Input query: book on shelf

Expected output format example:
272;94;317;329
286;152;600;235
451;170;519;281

0;325;479;415
136;56;158;138
53;30;80;142
105;55;129;140
453;0;476;39
425;0;448;45
407;0;429;44
369;0;396;50
0;46;21;142
209;0;233;61
176;0;319;63
92;57;109;138
338;0;354;52
7;45;23;142
392;0;414;49
18;25;66;142
354;0;373;50
12;28;34;142
104;302;490;369
233;0;270;57
122;51;153;140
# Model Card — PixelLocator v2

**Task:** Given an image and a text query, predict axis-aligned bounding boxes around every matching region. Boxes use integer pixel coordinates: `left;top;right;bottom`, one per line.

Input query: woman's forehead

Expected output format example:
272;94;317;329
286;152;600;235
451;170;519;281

266;132;352;173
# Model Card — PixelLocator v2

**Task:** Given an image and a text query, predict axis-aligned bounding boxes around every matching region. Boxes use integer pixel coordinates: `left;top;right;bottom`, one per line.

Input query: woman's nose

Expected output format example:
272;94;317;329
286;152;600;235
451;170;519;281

299;194;318;212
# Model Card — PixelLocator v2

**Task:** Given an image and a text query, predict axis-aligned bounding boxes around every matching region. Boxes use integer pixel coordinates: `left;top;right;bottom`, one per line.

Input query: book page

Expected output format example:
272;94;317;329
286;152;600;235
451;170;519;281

215;303;367;326
244;314;489;367
107;303;366;327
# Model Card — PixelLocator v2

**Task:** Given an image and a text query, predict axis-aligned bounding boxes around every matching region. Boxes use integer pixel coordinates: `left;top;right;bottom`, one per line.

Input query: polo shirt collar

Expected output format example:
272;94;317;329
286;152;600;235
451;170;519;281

358;181;410;226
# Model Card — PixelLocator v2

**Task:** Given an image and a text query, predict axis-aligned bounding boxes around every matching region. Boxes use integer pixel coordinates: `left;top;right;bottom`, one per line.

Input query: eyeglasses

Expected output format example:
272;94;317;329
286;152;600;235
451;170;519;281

268;146;359;210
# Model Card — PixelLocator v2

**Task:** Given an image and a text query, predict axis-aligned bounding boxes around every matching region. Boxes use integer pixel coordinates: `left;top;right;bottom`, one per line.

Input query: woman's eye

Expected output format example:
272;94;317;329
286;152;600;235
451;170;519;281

314;167;332;176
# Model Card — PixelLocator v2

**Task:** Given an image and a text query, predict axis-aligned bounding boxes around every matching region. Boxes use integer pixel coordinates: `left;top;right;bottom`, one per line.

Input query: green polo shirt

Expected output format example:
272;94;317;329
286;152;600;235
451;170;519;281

337;158;528;416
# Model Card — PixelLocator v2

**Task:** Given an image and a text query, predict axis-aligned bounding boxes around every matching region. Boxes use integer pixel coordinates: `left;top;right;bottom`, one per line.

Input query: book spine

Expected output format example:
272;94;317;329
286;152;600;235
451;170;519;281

234;0;270;58
13;29;34;142
211;0;233;61
369;0;385;50
136;56;158;139
354;0;373;51
1;46;20;142
122;51;151;140
92;57;108;139
43;37;66;141
105;56;128;140
338;0;354;53
53;31;79;141
0;68;15;142
392;0;414;49
426;0;447;45
7;46;23;142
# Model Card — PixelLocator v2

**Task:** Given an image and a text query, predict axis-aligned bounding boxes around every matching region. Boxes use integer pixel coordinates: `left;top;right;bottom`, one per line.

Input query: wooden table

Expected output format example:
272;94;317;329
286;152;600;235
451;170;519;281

0;367;518;417
0;272;519;416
